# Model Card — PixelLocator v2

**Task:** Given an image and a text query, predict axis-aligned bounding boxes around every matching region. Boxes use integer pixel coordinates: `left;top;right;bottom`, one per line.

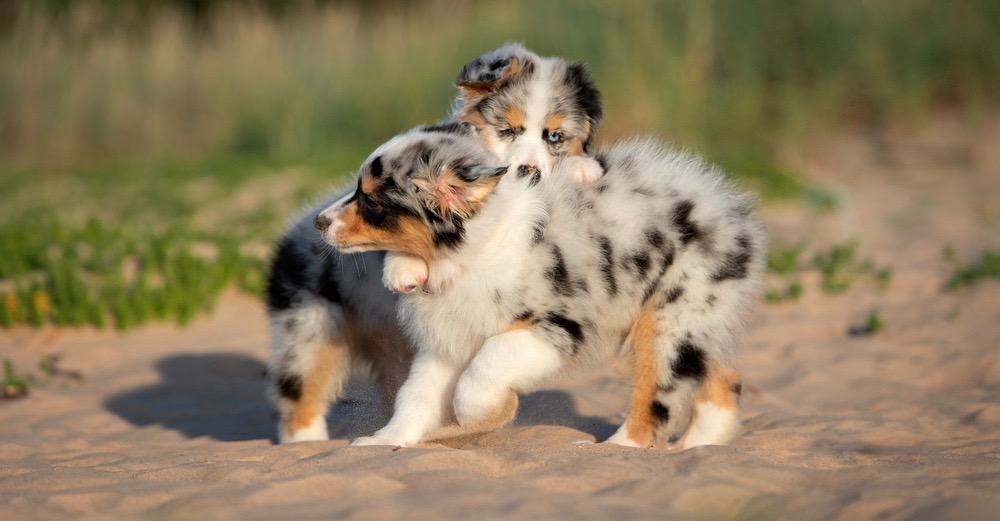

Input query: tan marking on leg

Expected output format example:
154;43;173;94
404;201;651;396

506;318;532;331
624;297;662;447
696;361;741;409
343;318;413;419
285;341;350;432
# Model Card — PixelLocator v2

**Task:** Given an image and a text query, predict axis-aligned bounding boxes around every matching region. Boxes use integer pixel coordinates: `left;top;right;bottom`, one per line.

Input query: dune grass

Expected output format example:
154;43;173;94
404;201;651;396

1;0;997;328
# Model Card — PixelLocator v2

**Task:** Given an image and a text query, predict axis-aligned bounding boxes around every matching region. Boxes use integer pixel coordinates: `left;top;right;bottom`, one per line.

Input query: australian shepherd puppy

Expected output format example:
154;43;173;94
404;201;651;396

267;44;603;443
316;127;765;449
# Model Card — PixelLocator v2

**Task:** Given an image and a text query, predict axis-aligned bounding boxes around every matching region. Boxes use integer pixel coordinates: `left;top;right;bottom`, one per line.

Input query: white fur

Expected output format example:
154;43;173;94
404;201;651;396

680;403;742;449
280;415;329;443
453;329;563;426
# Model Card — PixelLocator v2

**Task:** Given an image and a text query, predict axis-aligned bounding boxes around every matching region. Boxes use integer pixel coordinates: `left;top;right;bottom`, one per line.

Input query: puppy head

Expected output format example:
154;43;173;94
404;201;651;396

452;43;602;176
315;127;508;261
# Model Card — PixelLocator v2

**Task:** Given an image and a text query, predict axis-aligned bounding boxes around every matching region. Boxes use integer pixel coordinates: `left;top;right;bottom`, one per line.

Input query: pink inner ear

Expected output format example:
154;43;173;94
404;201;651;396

436;179;471;216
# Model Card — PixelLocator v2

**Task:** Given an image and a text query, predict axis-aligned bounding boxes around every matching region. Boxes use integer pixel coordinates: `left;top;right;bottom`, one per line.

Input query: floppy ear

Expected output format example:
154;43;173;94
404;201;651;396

455;43;531;99
413;165;508;219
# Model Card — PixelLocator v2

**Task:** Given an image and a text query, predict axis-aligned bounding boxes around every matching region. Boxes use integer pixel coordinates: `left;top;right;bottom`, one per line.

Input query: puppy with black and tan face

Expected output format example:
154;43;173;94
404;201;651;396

382;43;604;294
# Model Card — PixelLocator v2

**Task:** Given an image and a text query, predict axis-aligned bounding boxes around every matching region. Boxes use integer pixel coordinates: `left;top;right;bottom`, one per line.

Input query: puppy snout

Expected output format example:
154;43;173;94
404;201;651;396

517;164;541;178
314;212;332;232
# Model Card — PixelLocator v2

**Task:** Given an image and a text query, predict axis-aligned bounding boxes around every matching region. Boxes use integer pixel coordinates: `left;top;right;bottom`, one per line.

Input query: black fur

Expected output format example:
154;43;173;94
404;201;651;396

597;236;618;296
317;259;342;304
672;200;703;246
420;122;473;135
664;286;685;304
266;238;310;311
651;401;671;424
544;312;585;345
672;340;707;380
546;245;575;296
277;373;303;401
564;63;603;152
712;233;754;281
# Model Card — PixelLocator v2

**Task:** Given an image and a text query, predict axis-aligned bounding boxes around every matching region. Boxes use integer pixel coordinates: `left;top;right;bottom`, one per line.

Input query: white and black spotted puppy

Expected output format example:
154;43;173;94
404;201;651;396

316;126;765;450
382;42;604;294
266;44;604;444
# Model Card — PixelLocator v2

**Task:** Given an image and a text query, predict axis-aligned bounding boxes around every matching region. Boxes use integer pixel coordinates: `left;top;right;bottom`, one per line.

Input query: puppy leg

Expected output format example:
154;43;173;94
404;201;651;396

269;302;350;443
605;299;662;448
452;328;563;428
382;252;428;293
351;350;461;447
678;362;742;449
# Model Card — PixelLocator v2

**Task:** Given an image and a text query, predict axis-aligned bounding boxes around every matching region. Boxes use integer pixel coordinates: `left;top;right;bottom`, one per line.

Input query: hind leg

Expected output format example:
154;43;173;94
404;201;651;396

677;361;742;449
604;299;663;448
269;300;350;443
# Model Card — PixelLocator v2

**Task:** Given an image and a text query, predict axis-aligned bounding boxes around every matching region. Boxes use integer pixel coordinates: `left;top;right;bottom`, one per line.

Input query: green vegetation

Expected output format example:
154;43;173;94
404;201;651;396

2;359;28;399
764;242;892;303
849;310;885;337
1;0;997;328
947;251;1000;290
0;218;266;330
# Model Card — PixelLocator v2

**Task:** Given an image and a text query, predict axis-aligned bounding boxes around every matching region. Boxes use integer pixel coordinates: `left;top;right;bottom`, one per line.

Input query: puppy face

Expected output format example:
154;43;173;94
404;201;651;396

452;43;602;177
315;128;507;261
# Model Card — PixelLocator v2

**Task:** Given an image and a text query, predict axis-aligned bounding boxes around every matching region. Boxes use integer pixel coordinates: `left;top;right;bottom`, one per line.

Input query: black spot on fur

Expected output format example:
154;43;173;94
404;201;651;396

631;251;651;278
595;183;609;194
545;312;585;345
664;286;685;303
731;382;743;396
531;220;546;245
672;200;703;246
277;373;303;401
712;234;754;282
706;294;717;306
646;229;666;251
514;310;534;322
546;245;575;296
672;340;707;380
633;187;655;197
597;236;618;297
266;238;310;311
651;401;670;424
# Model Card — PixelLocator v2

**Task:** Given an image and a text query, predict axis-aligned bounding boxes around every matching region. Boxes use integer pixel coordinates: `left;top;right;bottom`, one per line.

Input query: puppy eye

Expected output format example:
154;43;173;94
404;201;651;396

544;130;564;144
498;127;517;139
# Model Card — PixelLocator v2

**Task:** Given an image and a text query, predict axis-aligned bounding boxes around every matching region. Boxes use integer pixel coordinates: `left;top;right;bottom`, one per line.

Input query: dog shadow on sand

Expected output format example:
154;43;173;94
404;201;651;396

105;353;617;443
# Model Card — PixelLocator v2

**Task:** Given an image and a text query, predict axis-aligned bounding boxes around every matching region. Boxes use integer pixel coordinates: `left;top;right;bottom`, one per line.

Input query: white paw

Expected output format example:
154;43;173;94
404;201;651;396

382;253;428;293
602;422;646;448
452;377;500;427
279;416;329;444
559;155;604;186
350;435;408;448
425;258;463;294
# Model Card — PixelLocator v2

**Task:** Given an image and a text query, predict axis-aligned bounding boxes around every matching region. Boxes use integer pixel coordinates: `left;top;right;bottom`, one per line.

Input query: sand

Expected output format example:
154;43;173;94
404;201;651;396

2;120;1000;520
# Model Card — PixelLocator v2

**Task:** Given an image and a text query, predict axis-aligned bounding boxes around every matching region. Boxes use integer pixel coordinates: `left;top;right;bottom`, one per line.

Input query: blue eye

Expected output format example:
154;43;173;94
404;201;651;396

545;130;563;144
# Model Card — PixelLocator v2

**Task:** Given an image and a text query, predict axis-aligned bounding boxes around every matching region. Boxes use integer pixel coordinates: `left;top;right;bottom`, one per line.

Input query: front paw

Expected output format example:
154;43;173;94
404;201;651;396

382;254;428;293
560;156;604;186
350;435;408;448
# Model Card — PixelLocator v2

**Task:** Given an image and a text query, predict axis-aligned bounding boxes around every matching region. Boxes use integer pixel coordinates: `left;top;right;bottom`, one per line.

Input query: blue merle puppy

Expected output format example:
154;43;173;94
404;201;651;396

314;125;765;449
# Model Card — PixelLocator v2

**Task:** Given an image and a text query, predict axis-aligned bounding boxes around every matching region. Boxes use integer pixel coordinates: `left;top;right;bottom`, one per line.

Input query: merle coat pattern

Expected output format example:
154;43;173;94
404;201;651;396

313;128;765;449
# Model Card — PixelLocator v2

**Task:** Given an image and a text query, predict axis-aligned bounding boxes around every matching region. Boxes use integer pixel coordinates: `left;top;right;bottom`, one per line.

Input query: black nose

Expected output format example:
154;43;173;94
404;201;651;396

314;212;332;231
517;164;541;178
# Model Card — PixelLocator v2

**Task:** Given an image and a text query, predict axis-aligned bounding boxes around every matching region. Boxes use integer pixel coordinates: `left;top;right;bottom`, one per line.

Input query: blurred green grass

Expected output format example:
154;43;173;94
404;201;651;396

1;0;998;329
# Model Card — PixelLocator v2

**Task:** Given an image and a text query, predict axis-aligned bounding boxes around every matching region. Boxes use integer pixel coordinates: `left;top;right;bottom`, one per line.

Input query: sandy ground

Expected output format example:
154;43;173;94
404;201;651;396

2;119;1000;520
